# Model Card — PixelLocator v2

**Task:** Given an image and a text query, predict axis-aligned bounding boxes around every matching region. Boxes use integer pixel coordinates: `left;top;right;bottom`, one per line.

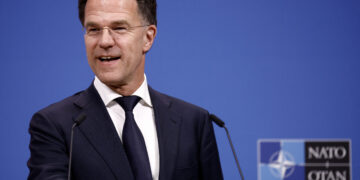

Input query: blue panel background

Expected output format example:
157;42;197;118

282;141;304;164
260;142;281;164
0;0;359;179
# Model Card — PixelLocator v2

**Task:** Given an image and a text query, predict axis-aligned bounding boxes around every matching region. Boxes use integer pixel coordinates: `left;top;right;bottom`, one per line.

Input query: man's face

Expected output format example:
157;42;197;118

84;0;156;90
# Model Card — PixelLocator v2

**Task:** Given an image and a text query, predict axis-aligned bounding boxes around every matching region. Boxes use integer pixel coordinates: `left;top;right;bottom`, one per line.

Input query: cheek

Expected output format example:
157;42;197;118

84;39;98;71
85;39;97;57
122;34;145;52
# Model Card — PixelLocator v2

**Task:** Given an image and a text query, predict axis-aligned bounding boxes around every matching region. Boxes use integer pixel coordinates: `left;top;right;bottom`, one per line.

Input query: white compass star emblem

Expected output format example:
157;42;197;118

268;150;296;178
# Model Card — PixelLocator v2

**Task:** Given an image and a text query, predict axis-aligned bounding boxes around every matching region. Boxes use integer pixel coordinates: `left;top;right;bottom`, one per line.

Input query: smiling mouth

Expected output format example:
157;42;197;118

98;56;121;62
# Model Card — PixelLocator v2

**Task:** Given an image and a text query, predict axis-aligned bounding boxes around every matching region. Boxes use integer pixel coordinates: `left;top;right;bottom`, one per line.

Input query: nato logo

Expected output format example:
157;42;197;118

258;139;351;180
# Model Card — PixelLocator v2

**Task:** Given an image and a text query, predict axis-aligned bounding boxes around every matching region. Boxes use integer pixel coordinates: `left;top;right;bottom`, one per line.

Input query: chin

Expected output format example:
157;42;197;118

97;73;125;86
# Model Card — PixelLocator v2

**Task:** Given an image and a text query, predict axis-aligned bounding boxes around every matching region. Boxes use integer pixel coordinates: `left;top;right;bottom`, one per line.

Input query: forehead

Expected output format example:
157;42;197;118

84;0;141;24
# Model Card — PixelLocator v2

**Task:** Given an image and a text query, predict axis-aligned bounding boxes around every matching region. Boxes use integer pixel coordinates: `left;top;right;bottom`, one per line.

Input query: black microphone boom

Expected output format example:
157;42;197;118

209;114;245;180
68;113;86;180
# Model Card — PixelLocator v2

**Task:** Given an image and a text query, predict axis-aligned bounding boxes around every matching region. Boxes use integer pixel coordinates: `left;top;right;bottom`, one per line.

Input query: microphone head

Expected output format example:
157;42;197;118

74;113;86;126
209;114;225;127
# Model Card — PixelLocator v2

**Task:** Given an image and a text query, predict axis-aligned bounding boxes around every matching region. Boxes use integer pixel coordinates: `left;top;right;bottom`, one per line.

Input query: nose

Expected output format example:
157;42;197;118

99;28;115;49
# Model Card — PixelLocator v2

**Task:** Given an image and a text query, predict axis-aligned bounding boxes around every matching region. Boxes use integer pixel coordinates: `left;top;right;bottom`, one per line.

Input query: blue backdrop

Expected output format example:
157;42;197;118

0;0;359;179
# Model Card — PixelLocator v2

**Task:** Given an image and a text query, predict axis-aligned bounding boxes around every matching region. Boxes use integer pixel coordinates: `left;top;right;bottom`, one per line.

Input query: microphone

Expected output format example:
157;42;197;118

68;113;86;180
210;114;245;180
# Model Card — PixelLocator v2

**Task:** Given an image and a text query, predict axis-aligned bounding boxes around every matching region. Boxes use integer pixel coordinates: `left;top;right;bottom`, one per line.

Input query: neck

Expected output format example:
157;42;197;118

108;75;144;96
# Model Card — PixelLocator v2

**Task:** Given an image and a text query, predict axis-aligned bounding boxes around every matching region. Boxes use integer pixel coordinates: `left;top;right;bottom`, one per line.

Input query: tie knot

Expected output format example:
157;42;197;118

115;96;141;112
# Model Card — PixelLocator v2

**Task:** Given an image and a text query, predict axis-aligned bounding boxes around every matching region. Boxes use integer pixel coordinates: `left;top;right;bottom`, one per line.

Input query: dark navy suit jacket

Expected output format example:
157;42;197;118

28;84;223;180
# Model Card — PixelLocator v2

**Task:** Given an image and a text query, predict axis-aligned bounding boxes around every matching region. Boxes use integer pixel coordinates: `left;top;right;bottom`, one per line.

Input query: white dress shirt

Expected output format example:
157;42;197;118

93;75;159;180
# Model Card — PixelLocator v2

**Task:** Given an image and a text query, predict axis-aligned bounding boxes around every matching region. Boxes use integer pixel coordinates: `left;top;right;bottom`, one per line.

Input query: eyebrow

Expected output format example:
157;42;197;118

84;20;131;28
111;20;130;26
84;21;98;28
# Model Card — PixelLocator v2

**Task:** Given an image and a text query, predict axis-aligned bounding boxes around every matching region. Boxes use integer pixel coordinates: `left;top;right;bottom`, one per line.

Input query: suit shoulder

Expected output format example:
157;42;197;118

150;88;208;116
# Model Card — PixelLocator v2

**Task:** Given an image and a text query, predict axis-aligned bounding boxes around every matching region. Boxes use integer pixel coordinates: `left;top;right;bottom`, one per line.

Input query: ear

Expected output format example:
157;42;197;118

143;25;157;53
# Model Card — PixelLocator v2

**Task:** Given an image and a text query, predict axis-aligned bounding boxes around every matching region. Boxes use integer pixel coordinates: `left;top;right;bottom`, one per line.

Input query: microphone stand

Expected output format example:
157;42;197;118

68;113;86;180
210;114;245;180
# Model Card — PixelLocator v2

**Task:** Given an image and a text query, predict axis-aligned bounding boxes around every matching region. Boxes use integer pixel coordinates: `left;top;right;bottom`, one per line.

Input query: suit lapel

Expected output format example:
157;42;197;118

74;84;134;180
149;87;182;180
72;84;181;180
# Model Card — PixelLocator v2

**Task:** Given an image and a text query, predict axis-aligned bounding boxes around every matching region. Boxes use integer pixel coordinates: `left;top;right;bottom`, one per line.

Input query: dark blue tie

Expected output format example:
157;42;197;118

115;96;152;180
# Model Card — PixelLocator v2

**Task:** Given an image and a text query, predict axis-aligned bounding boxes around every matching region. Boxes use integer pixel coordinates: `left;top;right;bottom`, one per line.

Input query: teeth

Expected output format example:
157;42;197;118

99;56;120;61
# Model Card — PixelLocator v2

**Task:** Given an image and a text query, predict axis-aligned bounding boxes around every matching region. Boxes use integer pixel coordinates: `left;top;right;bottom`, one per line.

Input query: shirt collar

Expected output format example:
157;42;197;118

93;75;152;108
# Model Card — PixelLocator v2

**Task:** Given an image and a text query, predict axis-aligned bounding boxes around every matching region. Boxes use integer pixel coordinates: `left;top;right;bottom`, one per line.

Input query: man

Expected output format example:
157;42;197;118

27;0;223;179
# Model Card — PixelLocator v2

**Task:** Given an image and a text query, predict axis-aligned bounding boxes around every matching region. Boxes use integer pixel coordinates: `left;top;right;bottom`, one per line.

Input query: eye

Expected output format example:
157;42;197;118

112;26;128;33
86;27;101;35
